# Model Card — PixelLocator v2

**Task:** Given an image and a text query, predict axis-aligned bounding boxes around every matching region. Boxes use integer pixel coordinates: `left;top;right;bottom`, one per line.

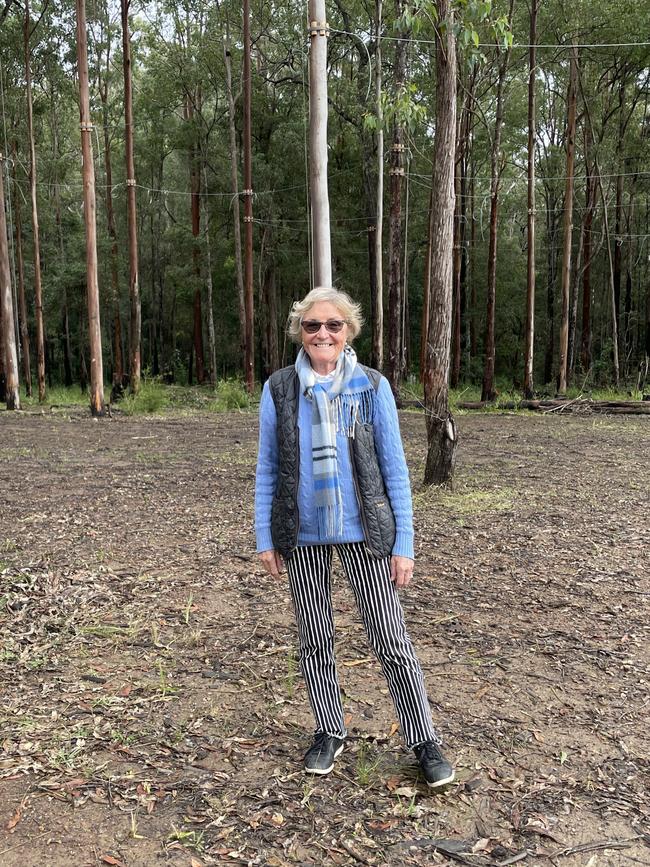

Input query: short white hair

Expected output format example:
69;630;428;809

287;287;364;343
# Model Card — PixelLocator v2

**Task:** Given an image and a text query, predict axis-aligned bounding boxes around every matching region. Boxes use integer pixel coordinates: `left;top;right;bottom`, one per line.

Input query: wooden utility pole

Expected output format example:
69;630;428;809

373;0;384;369
308;0;332;288
121;0;141;394
557;46;578;394
0;154;20;409
523;0;538;398
423;0;457;486
76;0;105;416
24;0;45;401
243;0;255;391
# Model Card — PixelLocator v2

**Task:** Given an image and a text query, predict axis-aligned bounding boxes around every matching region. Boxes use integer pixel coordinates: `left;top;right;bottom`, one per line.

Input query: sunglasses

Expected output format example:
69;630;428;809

301;319;348;334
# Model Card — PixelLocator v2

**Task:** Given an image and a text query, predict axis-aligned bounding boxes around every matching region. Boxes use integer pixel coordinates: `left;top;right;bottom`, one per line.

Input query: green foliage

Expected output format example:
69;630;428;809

23;387;88;408
120;381;169;415
1;0;647;398
206;379;253;412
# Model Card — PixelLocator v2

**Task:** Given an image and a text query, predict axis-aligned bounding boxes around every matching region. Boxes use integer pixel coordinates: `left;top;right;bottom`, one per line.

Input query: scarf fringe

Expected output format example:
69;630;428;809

332;389;375;437
317;504;343;539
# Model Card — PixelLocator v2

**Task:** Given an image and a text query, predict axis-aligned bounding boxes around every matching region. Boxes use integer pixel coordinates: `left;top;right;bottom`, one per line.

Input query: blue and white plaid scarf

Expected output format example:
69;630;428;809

295;345;375;539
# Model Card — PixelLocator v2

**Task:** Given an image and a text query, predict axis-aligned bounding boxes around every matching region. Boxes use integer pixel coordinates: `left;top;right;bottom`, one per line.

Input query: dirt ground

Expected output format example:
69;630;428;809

0;405;648;867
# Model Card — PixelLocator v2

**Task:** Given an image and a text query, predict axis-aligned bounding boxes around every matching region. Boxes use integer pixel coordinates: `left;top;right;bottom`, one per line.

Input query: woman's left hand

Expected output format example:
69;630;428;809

390;555;414;589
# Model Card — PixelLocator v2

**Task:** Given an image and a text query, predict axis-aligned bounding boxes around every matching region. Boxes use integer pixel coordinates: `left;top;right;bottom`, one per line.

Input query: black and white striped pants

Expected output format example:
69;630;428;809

286;542;440;749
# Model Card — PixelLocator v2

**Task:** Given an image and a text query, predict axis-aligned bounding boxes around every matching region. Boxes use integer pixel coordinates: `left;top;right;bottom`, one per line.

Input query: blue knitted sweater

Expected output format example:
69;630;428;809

255;373;414;559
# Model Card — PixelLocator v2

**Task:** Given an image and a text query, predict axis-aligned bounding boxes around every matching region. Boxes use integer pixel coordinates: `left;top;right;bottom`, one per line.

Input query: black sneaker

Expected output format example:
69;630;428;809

304;733;345;775
413;741;455;788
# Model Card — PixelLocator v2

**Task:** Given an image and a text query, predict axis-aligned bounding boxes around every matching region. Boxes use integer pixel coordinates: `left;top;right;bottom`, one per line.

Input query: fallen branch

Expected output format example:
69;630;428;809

454;399;650;415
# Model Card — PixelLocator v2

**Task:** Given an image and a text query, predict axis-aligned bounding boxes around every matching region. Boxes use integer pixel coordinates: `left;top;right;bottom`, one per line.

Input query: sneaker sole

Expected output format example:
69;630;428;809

426;769;455;789
304;743;344;775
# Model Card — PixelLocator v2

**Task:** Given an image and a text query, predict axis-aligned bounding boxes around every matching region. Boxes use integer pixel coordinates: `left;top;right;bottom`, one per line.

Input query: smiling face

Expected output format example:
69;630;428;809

301;301;349;374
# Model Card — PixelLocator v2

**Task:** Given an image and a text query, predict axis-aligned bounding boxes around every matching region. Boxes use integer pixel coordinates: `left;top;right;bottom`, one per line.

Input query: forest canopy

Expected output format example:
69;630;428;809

0;0;648;400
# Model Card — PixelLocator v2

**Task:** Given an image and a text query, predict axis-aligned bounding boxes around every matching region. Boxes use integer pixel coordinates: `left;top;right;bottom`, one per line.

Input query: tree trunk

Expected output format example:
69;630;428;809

557;47;578;394
580;141;595;374
372;0;384;370
567;212;583;380
423;0;457;487
576;67;620;386
481;1;514;402
386;0;408;397
121;0;141;393
201;161;217;386
76;0;105;416
259;225;279;380
186;96;206;385
243;0;255;389
451;168;462;388
451;84;472;388
420;183;434;382
24;0;46;402
98;53;123;391
523;0;537;398
543;188;558;385
613;77;626;359
308;0;332;288
223;33;246;361
11;140;31;396
361;136;379;361
469;168;477;360
49;118;73;388
0;296;5;402
0;155;20;409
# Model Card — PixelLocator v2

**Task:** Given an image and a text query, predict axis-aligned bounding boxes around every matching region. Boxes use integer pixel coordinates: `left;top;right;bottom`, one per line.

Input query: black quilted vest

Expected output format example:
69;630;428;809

267;365;396;559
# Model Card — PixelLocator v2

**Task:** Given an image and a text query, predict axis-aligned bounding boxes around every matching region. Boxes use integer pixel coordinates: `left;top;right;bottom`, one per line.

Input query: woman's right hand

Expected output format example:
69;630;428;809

259;549;285;577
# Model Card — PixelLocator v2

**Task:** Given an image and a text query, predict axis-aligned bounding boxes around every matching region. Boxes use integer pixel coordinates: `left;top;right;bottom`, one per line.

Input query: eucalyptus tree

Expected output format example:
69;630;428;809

523;0;539;398
423;0;457;485
480;0;515;402
0;155;20;409
385;0;411;396
24;0;46;400
90;0;124;391
121;0;141;393
557;45;577;394
76;0;105;416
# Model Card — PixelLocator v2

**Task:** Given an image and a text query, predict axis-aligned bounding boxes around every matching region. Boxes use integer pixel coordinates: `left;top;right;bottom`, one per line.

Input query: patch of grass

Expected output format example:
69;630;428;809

120;380;169;415
23;385;90;408
110;728;137;746
156;660;177;698
167;826;205;853
441;486;516;516
134;449;164;464
414;477;516;517
206;378;253;412
78;624;135;639
355;741;381;787
0;447;32;459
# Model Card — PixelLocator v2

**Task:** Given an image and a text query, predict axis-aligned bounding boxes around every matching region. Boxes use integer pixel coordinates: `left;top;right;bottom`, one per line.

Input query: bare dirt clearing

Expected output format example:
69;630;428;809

0;408;648;867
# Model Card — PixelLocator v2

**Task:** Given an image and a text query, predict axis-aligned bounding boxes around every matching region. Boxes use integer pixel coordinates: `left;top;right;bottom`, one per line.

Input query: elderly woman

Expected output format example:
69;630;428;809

255;287;454;788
